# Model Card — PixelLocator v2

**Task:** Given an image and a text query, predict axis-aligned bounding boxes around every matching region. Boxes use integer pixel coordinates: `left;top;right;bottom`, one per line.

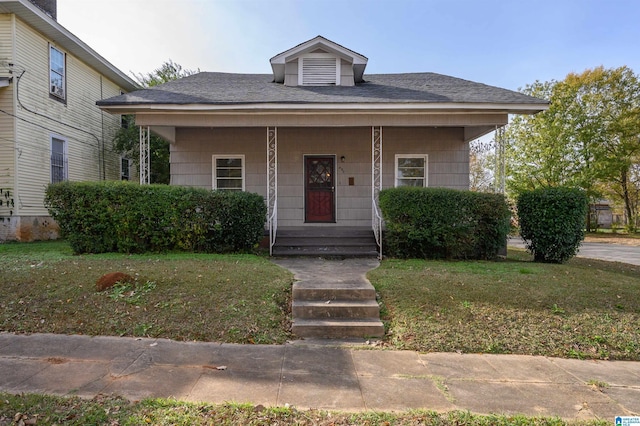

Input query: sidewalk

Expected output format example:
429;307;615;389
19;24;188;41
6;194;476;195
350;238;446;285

1;333;638;420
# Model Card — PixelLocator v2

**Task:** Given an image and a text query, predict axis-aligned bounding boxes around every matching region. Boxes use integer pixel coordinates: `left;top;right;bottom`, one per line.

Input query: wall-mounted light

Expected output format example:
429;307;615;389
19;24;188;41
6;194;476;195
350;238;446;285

340;156;346;163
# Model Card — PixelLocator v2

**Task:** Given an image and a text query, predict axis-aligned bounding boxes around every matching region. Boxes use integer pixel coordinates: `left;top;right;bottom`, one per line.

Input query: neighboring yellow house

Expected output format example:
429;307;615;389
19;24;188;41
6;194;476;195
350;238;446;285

0;0;137;241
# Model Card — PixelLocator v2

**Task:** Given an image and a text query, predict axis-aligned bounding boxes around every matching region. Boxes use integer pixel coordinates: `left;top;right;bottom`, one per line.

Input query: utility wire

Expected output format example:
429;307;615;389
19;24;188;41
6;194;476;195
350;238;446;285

15;70;109;179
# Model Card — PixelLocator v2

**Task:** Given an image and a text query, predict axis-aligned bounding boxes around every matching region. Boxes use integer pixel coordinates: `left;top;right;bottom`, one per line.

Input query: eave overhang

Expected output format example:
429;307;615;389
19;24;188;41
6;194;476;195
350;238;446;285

0;0;138;91
99;102;548;116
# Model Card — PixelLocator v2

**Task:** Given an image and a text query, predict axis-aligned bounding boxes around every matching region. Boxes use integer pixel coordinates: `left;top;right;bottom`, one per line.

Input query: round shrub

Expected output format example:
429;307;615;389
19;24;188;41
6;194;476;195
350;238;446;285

516;187;588;263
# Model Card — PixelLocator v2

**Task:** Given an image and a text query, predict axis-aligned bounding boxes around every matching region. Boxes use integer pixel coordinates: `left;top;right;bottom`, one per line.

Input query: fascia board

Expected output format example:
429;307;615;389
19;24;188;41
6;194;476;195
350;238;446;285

100;102;549;114
270;36;367;65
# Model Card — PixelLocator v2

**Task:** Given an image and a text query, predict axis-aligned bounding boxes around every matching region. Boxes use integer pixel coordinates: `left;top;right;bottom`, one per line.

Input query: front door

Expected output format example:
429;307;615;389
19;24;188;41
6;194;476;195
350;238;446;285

305;156;335;222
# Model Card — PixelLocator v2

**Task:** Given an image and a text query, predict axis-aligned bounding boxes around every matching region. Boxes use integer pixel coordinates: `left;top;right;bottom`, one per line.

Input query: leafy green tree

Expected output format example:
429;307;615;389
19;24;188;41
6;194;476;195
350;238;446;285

113;60;199;184
505;66;640;231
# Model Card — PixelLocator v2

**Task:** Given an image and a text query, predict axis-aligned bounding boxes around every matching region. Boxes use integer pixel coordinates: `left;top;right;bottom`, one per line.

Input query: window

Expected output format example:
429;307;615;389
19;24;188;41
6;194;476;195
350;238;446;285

51;136;67;183
213;156;244;191
49;44;65;100
395;155;428;187
120;157;131;181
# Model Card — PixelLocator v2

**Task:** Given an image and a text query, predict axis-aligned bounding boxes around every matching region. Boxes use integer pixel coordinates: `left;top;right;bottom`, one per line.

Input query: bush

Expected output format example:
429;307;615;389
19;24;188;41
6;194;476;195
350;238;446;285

379;187;511;259
45;181;266;254
516;187;588;263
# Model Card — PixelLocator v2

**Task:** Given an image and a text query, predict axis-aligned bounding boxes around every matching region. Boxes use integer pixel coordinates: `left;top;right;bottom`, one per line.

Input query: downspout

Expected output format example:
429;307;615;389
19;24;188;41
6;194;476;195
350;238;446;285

100;76;105;180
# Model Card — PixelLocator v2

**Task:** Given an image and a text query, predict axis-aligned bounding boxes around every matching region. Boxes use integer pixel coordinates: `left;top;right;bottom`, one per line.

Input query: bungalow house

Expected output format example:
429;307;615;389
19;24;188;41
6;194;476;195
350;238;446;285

97;36;548;257
0;0;138;241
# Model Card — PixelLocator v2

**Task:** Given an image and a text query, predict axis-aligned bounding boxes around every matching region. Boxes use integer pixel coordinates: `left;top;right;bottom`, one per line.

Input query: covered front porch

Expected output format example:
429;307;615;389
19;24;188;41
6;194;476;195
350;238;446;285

137;120;497;258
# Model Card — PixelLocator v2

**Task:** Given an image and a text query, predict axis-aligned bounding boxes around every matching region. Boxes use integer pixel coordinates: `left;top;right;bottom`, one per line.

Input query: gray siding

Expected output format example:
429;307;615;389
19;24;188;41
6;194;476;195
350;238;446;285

170;126;470;228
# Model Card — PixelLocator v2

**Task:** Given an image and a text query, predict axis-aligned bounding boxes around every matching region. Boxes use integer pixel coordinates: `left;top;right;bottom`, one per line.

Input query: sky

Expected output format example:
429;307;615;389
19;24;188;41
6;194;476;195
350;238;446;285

55;0;640;92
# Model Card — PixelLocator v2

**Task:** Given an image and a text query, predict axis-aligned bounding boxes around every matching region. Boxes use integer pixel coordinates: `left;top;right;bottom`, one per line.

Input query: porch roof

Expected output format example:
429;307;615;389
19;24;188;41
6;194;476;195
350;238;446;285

97;72;548;114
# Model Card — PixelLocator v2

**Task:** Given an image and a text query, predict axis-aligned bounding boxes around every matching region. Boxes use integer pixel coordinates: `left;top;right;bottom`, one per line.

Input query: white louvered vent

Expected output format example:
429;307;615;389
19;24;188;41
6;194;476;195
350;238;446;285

301;56;338;85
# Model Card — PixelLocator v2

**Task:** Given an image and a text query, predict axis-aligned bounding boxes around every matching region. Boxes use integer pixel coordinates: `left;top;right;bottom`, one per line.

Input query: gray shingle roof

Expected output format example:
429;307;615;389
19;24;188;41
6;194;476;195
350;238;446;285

97;72;547;107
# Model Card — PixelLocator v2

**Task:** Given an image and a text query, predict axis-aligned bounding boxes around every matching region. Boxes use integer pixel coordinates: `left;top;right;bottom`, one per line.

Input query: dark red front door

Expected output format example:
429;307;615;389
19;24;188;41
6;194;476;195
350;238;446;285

305;156;335;222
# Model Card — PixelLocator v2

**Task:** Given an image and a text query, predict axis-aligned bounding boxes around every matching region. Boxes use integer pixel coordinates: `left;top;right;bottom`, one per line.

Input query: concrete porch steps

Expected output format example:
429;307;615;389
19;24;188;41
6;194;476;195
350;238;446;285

291;276;384;338
272;227;379;258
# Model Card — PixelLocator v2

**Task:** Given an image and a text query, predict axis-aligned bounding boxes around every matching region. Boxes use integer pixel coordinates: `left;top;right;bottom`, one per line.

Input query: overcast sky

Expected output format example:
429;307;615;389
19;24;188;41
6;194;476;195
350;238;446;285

56;0;639;91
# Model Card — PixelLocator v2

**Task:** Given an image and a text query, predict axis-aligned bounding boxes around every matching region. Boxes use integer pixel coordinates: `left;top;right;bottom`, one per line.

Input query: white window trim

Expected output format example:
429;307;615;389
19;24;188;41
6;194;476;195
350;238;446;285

298;53;340;86
50;135;68;183
49;44;66;100
394;154;428;187
212;155;245;191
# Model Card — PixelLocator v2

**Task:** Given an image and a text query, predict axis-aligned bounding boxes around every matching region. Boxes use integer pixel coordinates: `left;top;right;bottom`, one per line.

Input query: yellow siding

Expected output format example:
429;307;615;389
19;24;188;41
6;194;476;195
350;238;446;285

0;14;16;236
12;17;125;216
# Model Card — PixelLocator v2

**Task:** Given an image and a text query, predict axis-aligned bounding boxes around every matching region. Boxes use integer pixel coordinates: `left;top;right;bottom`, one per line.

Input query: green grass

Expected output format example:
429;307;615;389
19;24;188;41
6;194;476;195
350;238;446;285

0;240;293;344
0;393;608;425
368;248;640;360
2;240;639;360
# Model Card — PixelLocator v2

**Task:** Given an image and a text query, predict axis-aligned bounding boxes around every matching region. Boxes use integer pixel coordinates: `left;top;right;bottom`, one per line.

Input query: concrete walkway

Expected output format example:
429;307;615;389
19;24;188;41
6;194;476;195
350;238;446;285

508;238;640;266
1;332;638;419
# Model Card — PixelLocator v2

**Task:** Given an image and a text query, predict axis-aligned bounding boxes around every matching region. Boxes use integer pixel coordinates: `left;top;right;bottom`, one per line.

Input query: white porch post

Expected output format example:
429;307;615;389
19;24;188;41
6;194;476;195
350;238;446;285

139;126;150;185
372;126;383;258
267;126;278;255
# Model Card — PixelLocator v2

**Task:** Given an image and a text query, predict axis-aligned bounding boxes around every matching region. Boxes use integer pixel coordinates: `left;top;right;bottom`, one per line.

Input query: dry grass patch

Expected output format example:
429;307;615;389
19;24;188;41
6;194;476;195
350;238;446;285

369;249;640;360
0;241;293;344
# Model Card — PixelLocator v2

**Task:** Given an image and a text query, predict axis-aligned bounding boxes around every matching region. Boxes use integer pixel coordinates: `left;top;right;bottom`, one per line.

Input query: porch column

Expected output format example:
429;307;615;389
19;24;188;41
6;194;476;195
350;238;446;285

139;126;150;185
371;126;383;257
267;126;278;254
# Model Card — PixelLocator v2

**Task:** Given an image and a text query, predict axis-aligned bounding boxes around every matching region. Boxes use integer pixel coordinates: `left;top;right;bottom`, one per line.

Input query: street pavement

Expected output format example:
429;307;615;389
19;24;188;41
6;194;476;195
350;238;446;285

508;238;640;266
0;332;639;420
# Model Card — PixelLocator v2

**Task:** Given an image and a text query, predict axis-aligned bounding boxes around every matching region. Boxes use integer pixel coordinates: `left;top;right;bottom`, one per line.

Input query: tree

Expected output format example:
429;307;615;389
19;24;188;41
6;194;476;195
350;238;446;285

505;66;640;231
469;138;496;193
113;60;199;184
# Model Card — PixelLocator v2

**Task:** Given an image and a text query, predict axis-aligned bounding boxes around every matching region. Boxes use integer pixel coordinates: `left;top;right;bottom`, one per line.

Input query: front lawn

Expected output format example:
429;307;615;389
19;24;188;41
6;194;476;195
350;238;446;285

1;240;639;361
0;241;293;344
369;250;640;360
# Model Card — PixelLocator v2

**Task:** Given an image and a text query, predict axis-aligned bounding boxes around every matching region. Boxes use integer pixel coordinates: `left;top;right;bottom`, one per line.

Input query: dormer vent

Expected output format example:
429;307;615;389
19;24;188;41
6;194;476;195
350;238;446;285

300;55;339;86
270;36;368;87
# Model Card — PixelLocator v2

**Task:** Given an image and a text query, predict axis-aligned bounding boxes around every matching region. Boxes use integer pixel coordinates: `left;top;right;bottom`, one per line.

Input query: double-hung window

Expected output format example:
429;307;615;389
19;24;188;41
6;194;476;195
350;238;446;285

49;44;65;100
51;136;67;183
213;155;244;191
395;154;428;187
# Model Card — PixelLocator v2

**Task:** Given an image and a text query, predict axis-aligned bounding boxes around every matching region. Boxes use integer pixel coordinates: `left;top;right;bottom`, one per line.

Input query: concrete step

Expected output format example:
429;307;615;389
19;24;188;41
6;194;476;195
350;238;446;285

292;318;385;338
293;282;376;301
272;245;379;257
277;228;374;238
292;299;380;319
275;237;376;246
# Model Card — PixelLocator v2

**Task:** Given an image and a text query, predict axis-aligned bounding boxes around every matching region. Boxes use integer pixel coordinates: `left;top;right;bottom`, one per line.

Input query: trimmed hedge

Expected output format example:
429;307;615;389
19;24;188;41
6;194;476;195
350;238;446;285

517;187;588;263
45;181;266;254
379;187;511;259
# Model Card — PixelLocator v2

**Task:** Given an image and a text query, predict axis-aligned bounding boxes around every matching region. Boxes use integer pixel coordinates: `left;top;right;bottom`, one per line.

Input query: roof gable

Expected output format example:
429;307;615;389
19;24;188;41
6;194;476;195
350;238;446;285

270;35;368;84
